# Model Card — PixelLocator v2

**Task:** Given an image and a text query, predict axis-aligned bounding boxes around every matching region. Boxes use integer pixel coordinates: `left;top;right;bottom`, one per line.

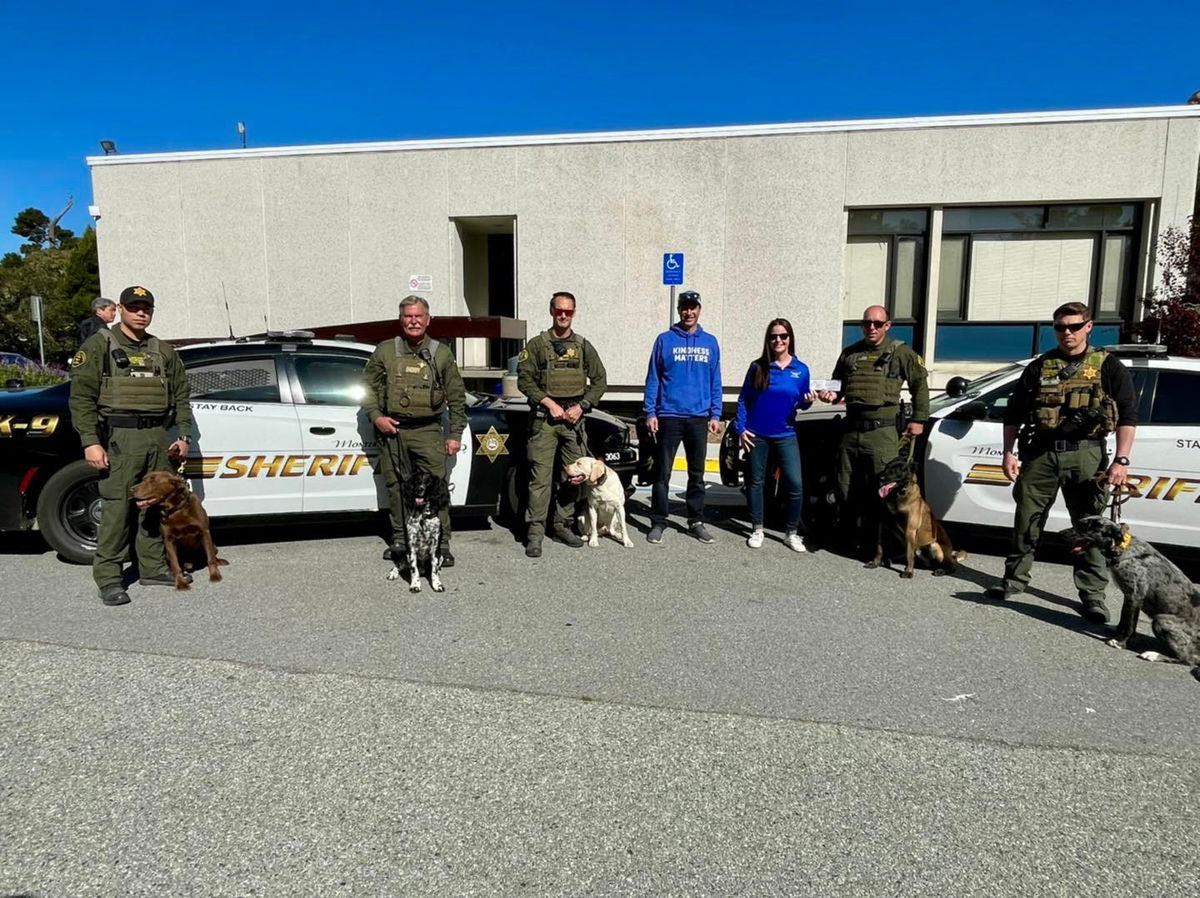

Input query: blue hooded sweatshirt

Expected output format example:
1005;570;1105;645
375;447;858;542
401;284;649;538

643;323;722;419
735;357;812;438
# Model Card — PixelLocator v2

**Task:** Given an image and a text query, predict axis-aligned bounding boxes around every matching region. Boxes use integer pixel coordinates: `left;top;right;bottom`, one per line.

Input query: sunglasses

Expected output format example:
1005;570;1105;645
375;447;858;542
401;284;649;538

768;333;789;342
1053;321;1089;333
861;319;888;329
552;307;575;317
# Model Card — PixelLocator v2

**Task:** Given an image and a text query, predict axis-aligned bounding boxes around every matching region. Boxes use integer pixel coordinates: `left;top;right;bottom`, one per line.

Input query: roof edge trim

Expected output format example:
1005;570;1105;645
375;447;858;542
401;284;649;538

86;104;1200;167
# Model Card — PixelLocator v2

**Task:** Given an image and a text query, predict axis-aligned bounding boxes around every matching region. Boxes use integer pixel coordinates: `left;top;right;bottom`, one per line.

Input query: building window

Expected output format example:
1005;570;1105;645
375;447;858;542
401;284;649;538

935;203;1140;361
842;209;927;347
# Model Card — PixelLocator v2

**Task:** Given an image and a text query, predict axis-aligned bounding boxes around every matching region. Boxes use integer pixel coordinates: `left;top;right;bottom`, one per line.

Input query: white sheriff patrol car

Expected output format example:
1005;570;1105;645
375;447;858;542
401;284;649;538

923;344;1200;550
0;333;638;563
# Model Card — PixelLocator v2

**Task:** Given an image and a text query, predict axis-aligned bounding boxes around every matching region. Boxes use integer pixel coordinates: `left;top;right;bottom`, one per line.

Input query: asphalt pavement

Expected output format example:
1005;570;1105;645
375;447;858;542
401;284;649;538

2;482;1199;896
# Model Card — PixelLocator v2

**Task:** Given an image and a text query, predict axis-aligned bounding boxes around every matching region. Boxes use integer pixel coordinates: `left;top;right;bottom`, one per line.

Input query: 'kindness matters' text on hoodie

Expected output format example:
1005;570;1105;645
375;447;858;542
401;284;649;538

643;324;723;419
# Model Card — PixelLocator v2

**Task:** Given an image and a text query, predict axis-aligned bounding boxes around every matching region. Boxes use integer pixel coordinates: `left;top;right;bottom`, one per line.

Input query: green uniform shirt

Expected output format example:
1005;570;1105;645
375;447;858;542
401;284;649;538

68;327;194;447
517;329;607;407
831;337;930;420
362;335;467;440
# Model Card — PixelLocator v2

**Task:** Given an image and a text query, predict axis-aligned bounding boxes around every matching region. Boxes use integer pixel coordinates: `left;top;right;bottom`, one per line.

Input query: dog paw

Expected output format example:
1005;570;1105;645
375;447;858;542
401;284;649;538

174;580;191;591
900;571;914;579
1138;651;1164;662
864;561;880;569
1105;638;1122;648
386;567;401;581
622;540;634;548
586;540;599;548
209;570;223;582
432;583;445;593
409;585;422;594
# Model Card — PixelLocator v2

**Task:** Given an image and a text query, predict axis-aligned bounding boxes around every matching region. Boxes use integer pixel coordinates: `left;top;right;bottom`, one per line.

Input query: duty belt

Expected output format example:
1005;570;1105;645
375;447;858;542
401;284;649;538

848;417;896;432
533;397;584;419
1033;437;1105;452
102;414;169;429
388;414;440;429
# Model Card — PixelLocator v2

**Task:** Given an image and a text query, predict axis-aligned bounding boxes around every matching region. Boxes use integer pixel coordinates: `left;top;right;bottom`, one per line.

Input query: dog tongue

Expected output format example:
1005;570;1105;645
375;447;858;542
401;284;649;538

879;483;896;499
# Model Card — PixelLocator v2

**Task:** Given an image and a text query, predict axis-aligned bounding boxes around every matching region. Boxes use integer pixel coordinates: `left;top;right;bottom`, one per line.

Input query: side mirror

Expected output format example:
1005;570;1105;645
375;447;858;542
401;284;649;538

945;376;970;399
951;400;988;421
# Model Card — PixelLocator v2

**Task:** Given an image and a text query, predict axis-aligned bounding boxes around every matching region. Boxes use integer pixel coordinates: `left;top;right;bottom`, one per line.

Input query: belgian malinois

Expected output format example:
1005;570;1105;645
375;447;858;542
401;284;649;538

870;456;966;578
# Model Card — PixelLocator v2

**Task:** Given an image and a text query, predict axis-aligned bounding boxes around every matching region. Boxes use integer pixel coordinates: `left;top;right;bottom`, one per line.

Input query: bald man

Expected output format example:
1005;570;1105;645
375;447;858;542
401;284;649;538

817;306;929;561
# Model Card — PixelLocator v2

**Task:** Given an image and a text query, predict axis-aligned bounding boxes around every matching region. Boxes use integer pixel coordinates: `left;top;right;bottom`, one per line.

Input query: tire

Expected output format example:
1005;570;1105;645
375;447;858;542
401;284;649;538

36;460;102;565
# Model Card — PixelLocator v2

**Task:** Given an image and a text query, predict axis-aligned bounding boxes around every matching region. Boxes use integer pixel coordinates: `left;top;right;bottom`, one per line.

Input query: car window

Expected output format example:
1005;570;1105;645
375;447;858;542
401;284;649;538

293;354;368;406
929;363;1024;414
187;357;281;403
1149;371;1200;425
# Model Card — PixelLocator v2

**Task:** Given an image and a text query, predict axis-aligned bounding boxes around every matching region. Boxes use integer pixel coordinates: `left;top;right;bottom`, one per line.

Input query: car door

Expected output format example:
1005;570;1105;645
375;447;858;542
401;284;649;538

182;351;305;515
287;350;384;513
1118;366;1200;548
924;369;1023;527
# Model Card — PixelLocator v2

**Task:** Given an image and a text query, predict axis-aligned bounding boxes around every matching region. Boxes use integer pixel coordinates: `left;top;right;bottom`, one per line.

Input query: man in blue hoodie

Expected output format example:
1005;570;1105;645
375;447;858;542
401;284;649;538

643;290;723;544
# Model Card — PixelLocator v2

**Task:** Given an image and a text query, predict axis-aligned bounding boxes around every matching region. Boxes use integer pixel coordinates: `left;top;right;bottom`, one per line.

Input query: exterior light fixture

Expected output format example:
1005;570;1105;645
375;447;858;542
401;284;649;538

99;140;117;155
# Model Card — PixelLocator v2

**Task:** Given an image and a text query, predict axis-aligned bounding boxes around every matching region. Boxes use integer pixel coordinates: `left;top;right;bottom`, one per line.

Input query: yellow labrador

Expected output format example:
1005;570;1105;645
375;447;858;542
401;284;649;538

563;456;634;548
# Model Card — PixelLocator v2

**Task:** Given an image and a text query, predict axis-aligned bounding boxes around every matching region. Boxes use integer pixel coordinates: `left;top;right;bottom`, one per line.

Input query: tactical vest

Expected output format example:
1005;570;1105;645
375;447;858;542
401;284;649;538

542;332;588;398
842;338;904;409
96;329;170;414
387;337;445;418
1029;348;1118;436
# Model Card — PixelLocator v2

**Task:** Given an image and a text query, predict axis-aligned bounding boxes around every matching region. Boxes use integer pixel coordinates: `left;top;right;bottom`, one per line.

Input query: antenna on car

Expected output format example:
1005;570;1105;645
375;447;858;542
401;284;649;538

220;281;235;340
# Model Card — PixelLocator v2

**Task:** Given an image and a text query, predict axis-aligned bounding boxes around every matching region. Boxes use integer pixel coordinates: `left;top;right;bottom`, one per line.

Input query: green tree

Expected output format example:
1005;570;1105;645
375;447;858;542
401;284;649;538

11;205;77;251
0;209;100;364
1139;217;1200;357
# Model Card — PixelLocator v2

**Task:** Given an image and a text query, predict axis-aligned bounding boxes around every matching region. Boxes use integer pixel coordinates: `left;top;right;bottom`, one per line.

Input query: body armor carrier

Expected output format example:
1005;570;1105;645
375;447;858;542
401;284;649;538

96;329;170;414
1029;349;1118;437
842;338;903;409
388;337;445;417
542;332;587;398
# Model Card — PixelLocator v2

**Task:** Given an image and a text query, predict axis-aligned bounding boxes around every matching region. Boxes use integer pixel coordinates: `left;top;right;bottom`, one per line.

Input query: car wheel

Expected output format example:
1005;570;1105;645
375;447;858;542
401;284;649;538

36;460;102;565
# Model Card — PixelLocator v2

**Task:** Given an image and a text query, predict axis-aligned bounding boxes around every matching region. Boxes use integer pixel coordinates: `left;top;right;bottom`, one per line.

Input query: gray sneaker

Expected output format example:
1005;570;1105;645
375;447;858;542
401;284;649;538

689;522;715;544
647;524;666;545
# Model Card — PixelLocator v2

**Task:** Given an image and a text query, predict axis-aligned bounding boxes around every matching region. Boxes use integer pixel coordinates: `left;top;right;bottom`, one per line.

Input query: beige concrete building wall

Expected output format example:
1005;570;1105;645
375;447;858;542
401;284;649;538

89;107;1200;390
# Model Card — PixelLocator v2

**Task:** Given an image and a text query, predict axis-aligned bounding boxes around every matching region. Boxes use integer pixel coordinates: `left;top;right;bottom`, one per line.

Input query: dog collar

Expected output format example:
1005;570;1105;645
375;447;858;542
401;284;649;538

595;467;608;487
1112;530;1132;556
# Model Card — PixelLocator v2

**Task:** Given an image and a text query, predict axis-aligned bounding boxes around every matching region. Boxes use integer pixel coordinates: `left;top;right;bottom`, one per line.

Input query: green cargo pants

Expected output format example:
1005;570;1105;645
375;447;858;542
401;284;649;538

525;417;585;539
93;425;172;589
835;422;901;557
1004;445;1109;600
381;423;450;550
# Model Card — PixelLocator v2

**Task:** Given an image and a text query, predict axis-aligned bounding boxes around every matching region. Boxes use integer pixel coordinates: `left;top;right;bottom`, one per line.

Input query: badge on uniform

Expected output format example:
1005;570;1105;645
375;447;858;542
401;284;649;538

475;425;509;462
70;350;87;368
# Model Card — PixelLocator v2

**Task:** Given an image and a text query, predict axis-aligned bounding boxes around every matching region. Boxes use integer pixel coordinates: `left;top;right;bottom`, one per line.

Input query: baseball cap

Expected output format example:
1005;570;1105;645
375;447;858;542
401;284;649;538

119;285;155;308
677;290;701;307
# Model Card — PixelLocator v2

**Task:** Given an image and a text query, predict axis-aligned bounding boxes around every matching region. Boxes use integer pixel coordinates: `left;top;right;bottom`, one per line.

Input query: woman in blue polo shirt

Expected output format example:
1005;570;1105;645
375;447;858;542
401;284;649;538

734;318;813;552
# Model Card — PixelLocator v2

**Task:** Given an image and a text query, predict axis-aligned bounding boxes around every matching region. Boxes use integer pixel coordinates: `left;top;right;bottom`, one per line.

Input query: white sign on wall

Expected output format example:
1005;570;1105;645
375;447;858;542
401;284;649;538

408;275;433;292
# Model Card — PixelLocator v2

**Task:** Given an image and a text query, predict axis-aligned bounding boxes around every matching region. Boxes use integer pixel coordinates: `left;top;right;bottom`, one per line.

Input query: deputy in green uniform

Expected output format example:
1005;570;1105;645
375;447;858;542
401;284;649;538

985;302;1137;622
817;305;929;560
69;286;194;606
363;295;467;567
517;291;607;558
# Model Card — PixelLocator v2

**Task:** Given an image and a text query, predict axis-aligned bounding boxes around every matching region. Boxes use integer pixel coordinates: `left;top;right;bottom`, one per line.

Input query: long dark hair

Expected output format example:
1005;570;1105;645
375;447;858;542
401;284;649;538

752;318;795;391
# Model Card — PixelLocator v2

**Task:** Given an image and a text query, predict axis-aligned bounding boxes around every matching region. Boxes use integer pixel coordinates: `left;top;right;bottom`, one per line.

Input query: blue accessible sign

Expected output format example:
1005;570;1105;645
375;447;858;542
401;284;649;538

662;253;685;286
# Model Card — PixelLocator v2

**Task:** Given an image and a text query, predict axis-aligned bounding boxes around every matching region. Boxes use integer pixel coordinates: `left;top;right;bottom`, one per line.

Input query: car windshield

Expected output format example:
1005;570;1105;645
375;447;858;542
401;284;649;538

929;363;1025;413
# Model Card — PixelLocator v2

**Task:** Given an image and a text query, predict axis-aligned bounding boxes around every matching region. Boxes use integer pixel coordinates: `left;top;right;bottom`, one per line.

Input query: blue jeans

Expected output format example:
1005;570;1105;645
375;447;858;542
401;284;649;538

651;416;709;526
746;434;803;532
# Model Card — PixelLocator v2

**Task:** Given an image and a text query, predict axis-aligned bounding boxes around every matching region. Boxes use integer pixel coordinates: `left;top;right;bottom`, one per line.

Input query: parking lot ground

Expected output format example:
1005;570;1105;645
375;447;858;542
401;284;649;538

2;483;1199;896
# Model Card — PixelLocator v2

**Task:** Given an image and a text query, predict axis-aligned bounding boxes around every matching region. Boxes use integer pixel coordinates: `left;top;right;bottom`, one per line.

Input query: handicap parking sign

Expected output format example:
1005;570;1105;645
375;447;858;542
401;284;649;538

662;253;684;286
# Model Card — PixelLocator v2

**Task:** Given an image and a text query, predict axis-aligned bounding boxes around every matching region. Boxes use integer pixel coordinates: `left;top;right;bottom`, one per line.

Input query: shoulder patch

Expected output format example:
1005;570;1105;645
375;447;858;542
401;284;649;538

915;355;925;367
70;350;87;368
518;349;529;362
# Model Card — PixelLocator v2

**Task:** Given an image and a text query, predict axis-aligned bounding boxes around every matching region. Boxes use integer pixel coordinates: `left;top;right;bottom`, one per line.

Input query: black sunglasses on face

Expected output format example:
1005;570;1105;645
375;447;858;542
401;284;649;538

768;334;789;342
1053;321;1088;333
552;307;575;317
861;320;888;329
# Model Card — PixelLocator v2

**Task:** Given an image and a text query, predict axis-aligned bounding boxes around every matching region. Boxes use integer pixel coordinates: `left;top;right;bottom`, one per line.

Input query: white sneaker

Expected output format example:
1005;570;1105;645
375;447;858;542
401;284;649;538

747;529;764;549
785;533;807;553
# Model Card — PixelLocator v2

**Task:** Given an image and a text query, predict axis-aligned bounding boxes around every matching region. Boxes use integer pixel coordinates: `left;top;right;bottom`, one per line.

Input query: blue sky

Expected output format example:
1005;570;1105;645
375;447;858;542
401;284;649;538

2;0;1197;253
